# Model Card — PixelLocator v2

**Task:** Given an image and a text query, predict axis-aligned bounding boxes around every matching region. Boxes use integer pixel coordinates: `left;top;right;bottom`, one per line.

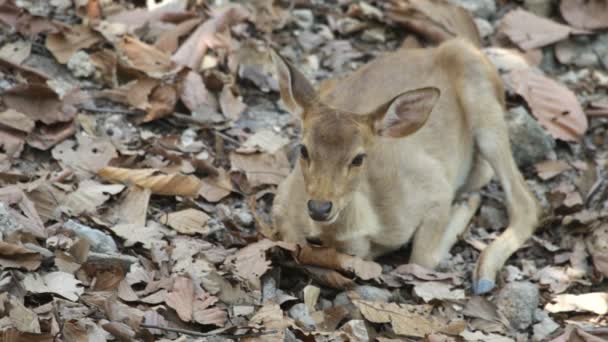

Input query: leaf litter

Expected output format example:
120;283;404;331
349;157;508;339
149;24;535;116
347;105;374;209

0;0;607;340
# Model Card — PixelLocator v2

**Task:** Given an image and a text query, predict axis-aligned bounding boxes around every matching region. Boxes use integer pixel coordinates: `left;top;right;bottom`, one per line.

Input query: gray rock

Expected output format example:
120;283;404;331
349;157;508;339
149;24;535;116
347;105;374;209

23;243;53;259
288;303;316;330
234;210;253;227
506;106;556;167
67;51;96;78
0;202;23;238
447;0;496;19
495;281;539;330
63;220;118;254
524;0;553;17
532;313;559;341
474;18;494;39
353;285;392;302
292;9;314;29
593;33;608;69
361;27;386;43
335;17;367;35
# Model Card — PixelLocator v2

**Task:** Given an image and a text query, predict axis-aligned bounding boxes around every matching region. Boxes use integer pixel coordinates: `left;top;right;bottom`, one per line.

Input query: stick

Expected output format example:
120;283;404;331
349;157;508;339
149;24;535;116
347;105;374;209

139;324;276;338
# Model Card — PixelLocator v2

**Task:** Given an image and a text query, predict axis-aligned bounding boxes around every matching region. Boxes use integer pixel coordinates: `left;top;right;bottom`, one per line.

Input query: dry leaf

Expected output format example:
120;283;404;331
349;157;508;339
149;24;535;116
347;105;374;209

545;292;608;315
26;121;76;151
165;276;194;322
244;304;294;342
354;300;465;337
534;160;572;180
142;84;177;122
98;166;202;197
60;180;124;216
460;330;514;342
0;241;42;271
172;4;249;69
46;25;102;64
3;84;77;125
390;263;462;284
230;151;290;189
301;264;356;290
89;49;118;87
8;295;41;333
52;134;118;179
99;76;159;110
23;272;84;301
224;239;296;290
238;130;289;154
509;69;588;141
155;17;203;54
219;84;247;121
0;185;46;238
296;245;382;281
549;325;606;342
0;0;58;35
0;40;31;65
0;128;25;158
116;36;176;78
163;208;210;235
0;109;35;133
111;186;151;226
412;281;466;302
498;9;583;50
192;292;227;326
560;0;608;30
587;224;608;277
386;0;481;46
199;168;232;202
180;70;218;114
111;223;165;249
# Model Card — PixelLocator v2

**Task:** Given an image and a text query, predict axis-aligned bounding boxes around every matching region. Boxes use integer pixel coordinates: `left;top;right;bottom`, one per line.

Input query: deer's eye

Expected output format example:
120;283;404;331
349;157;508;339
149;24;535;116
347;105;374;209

299;144;309;160
350;153;366;167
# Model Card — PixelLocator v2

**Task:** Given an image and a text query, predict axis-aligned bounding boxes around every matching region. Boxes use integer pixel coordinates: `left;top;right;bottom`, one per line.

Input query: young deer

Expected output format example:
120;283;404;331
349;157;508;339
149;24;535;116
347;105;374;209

270;38;542;294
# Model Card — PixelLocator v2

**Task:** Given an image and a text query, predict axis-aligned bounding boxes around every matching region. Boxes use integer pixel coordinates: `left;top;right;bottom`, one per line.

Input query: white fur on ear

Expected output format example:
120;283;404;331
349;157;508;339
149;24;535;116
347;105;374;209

374;87;440;138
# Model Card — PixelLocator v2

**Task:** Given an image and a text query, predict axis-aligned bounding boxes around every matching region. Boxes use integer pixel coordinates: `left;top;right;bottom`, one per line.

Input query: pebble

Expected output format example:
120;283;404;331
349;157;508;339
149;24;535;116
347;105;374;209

495;281;540;330
288;303;316;330
506;106;556;167
448;0;496;19
67;51;96;78
63;220;118;254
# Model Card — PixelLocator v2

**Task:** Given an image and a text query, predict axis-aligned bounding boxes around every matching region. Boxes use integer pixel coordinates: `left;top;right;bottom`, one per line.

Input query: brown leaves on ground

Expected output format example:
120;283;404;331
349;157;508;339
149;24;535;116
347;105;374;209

295;245;382;281
2;84;78;125
354;300;465;337
509;69;588;141
98;166;202;197
45;25;102;64
560;0;608;31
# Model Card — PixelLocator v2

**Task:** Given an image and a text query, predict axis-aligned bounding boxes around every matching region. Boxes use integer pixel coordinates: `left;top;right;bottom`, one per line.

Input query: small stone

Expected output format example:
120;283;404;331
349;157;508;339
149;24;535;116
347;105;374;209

23;243;53;259
297;30;327;52
235;210;253;227
288;303;316;330
447;0;496;19
0;202;23;237
318;298;333;310
292;9;314;29
474;18;494;39
352;285;392;302
67;51;96;78
506;106;556;167
335;17;367;35
63;220;118;254
495;281;539;330
532;314;559;341
361;27;386;43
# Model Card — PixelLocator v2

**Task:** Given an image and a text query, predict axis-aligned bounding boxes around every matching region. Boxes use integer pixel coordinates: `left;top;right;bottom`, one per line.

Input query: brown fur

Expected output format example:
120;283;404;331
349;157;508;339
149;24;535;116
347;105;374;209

271;38;542;293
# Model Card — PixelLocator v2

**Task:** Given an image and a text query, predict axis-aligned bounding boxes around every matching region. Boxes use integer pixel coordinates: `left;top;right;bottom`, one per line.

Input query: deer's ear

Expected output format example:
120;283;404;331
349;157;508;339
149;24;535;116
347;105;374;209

270;48;317;118
367;87;440;138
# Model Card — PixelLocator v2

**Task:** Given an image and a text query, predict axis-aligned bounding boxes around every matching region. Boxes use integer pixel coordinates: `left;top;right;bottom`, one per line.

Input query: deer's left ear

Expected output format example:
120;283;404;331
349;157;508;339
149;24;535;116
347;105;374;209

366;87;440;138
270;48;317;119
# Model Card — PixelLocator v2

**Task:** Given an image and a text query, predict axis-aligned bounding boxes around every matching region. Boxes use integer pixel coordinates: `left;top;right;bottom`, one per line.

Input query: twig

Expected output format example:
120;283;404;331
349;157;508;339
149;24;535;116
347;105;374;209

140;324;276;338
77;105;142;116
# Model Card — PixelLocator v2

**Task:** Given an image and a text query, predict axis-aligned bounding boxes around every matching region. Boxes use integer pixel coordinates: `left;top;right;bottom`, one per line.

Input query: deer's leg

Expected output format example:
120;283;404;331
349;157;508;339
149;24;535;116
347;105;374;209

469;104;541;294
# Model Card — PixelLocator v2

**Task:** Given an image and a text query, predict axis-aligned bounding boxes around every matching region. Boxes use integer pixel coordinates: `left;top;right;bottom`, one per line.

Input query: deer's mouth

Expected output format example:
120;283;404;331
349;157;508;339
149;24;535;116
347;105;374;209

313;212;339;225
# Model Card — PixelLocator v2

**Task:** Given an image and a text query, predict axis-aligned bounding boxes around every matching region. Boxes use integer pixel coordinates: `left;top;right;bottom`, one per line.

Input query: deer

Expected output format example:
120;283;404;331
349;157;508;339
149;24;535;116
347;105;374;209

270;38;542;294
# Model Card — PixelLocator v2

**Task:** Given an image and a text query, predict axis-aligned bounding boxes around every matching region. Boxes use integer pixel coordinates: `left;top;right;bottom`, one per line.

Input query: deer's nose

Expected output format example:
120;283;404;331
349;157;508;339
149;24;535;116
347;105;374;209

307;200;333;221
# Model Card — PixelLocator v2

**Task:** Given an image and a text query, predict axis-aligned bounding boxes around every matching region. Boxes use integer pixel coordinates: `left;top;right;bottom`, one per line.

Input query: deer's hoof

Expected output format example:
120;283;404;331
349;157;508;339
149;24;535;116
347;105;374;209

473;279;495;295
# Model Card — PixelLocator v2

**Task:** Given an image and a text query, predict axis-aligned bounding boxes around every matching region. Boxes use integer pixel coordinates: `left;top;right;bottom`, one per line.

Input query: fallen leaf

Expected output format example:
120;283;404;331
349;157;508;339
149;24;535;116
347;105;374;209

0;241;42;271
386;0;481;46
0;185;46;238
89;49;118;87
162;208;210;235
300;264;356;290
549;325;606;342
0;109;35;133
560;0;608;30
52;134;118;179
3;84;77;125
545;292;608;315
155;18;203;54
390;263;462;284
0;1;58;35
537;266;572;293
172;4;249;69
0;128;25;158
0;40;31;65
237;130;289;154
99;76;159;110
509;68;588;141
192;292;227;326
60;180;124;216
587;224;608;277
412;281;465;302
26;121;76;151
110;186;151;226
23;272;84;301
142;84;177;122
460;330;514;342
117;36;177;78
219;84;247;121
229;151;290;189
98;166;202;197
296;245;382;281
224;239;296;290
111;223;166;249
8;295;41;333
199;168;233;202
498;9;584;50
535;160;572;180
179;70;218;115
353;300;465;337
46;24;102;64
165;276;194;322
244;304;294;341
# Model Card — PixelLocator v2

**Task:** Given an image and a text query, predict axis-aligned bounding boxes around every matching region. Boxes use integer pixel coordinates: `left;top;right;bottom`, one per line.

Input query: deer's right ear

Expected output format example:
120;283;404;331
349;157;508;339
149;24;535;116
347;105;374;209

270;49;317;118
